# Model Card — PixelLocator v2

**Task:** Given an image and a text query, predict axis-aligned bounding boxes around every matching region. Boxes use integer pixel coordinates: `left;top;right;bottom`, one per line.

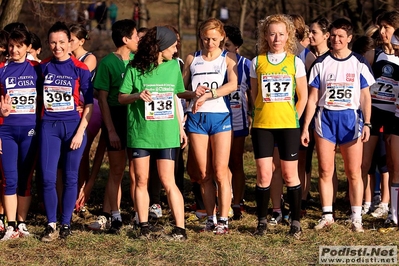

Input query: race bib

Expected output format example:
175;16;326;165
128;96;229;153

370;77;398;103
145;92;174;120
261;74;293;102
325;82;354;107
229;88;242;109
8;88;36;114
43;86;74;112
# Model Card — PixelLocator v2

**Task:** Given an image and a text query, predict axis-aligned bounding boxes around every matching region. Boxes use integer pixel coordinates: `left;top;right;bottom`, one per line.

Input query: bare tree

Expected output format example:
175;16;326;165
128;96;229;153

0;0;25;29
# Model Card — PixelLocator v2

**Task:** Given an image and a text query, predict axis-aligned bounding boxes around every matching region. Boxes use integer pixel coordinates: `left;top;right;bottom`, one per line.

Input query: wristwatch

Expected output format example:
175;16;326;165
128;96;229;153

210;88;218;99
364;123;372;129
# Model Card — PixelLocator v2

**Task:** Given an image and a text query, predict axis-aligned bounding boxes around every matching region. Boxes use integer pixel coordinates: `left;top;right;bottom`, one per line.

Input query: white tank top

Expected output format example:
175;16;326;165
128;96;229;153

187;50;229;113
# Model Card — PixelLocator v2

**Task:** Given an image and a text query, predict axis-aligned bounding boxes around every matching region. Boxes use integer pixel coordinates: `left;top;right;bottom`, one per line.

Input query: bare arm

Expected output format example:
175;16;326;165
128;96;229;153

71;103;93;150
295;75;308;118
360;87;372;142
98;90;120;149
300;86;319;146
84;54;97;73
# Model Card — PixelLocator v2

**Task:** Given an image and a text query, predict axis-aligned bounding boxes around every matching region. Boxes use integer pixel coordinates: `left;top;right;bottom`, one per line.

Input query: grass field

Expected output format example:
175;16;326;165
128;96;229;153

0;136;398;266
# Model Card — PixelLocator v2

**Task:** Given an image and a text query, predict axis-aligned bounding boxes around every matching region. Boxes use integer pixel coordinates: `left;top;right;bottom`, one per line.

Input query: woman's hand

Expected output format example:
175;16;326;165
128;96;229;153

0;94;12;117
139;90;152;102
70;131;84;150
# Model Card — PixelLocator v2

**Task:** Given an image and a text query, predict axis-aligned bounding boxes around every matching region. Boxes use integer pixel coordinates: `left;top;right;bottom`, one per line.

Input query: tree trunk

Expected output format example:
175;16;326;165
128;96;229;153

0;0;25;29
239;0;248;34
178;0;184;56
139;0;148;28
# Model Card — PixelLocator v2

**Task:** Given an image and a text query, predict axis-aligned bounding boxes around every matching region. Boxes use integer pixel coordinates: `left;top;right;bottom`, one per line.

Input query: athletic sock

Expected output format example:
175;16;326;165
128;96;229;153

363;202;371;208
8;221;16;230
48;222;56;230
351;206;362;221
255;185;270;222
208;215;217;224
390;184;399;224
287;184;302;222
111;210;122;222
322;206;333;220
218;217;228;227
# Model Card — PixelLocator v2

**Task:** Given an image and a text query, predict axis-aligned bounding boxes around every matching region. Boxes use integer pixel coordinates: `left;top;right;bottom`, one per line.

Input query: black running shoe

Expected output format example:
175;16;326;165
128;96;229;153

162;227;187;241
108;219;122;234
139;226;152;240
288;225;302;239
59;224;72;239
254;222;267;236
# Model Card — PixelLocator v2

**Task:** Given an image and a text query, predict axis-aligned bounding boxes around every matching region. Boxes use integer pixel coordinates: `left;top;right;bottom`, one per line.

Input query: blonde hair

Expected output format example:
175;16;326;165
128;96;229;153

257;14;297;54
198;18;226;49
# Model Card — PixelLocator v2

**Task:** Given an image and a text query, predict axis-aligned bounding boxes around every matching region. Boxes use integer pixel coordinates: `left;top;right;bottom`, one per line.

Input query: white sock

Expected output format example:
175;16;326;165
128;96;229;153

48;222;56;230
390;185;399;224
351;206;362;221
322;206;333;220
363;202;371;208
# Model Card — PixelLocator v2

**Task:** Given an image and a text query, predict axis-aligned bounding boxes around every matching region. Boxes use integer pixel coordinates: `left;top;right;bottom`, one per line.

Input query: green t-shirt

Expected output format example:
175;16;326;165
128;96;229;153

93;52;133;106
119;59;185;149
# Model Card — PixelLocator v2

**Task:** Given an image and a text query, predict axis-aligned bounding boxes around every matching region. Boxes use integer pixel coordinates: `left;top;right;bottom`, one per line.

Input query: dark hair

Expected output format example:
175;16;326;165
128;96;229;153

111;19;136;48
4;22;28;33
311;17;330;35
377;10;399;29
352;36;374;55
328;18;353;36
30;32;42;50
130;27;158;74
138;27;149;35
373;9;386;25
163;25;180;57
69;24;89;41
48;21;71;41
0;30;9;60
224;25;243;47
9;29;31;47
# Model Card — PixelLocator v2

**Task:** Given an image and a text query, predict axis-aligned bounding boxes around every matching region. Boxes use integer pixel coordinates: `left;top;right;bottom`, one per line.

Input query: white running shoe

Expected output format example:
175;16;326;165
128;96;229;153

1;226;19;241
149;204;162;219
17;223;30;237
88;215;111;231
314;216;335;230
351;220;364;233
371;204;389;218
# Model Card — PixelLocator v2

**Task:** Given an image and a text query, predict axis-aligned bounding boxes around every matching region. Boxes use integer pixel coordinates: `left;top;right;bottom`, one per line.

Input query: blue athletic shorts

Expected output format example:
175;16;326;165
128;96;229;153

186;112;232;135
314;107;363;145
233;128;249;137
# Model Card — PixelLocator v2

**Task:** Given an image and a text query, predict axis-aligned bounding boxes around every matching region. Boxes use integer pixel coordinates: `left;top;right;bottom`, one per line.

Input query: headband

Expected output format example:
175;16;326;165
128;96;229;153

156;26;177;51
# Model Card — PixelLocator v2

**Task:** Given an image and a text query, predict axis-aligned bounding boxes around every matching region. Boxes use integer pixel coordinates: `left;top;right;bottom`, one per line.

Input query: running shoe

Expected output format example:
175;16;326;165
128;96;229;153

371;204;389;218
108;218;123;234
149;204;162;219
213;222;229;235
41;225;59;242
314;216;334;230
59;224;72;239
138;226;152;240
232;206;242;220
1;226;19;241
372;194;381;209
201;219;216;232
88;215;111;231
378;216;397;233
351;220;364;233
17;223;30;238
361;204;370;215
0;219;5;232
253;222;267;236
288;225;302;239
162;227;187;241
269;212;282;226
